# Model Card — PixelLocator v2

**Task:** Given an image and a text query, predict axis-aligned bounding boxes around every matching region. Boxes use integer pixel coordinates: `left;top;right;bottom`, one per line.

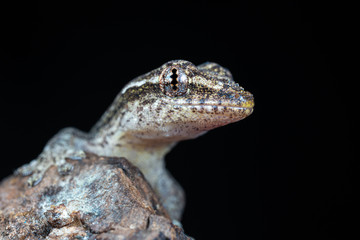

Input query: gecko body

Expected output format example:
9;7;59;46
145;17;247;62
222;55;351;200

16;60;254;221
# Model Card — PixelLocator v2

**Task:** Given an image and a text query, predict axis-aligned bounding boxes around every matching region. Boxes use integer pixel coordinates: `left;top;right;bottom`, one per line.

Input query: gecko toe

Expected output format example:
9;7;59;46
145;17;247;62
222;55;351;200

57;162;74;175
27;173;43;187
15;165;33;176
15;158;40;176
172;219;183;228
67;150;86;161
67;156;83;160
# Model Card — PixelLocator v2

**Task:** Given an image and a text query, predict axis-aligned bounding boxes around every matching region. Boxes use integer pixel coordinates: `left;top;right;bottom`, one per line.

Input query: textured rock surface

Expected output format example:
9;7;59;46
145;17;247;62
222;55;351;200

0;154;191;239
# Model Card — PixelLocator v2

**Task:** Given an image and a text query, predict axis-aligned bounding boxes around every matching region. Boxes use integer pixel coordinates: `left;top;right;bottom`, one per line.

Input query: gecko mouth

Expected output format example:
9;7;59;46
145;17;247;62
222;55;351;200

171;89;255;114
173;104;254;117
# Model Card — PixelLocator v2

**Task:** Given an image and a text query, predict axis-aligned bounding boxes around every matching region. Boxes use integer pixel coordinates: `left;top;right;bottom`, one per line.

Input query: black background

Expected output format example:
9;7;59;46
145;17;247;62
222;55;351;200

0;1;356;239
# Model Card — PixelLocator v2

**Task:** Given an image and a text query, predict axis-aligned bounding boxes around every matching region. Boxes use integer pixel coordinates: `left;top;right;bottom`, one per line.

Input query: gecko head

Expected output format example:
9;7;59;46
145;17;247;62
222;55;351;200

121;60;254;144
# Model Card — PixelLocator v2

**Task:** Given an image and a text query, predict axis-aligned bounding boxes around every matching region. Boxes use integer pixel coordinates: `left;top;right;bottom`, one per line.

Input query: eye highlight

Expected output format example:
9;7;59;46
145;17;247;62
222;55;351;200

159;67;188;97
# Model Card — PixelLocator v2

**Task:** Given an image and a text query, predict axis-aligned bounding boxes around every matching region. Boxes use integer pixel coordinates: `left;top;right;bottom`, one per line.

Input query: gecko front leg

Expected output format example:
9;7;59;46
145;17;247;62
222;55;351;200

16;127;88;186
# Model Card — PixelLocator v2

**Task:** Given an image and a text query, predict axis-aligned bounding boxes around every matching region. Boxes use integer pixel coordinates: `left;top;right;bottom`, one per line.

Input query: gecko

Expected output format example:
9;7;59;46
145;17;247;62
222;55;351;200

15;60;254;221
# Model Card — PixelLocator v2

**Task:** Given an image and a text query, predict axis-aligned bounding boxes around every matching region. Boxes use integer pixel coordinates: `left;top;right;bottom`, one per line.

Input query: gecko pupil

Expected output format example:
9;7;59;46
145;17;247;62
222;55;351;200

159;65;187;97
170;69;178;91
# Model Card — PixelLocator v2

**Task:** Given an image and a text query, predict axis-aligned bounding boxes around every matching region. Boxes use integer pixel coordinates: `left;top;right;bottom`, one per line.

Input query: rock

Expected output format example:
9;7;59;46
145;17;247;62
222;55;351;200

0;154;191;240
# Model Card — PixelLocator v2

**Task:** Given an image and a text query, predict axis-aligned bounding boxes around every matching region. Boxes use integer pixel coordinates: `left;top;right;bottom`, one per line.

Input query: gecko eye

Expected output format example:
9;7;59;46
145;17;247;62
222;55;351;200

159;67;188;97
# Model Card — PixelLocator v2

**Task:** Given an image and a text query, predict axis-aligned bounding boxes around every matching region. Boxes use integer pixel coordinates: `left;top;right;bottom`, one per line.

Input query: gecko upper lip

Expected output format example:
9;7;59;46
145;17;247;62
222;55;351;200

194;104;252;109
177;101;254;109
174;103;254;111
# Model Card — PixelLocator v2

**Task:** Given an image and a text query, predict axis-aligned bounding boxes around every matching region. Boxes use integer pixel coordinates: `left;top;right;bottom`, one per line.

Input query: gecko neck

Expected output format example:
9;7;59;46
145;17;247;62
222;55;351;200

113;140;177;187
89;128;177;184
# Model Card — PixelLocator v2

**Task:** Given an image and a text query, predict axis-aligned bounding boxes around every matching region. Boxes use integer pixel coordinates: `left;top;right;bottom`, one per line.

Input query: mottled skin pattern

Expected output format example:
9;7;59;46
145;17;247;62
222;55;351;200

16;60;254;221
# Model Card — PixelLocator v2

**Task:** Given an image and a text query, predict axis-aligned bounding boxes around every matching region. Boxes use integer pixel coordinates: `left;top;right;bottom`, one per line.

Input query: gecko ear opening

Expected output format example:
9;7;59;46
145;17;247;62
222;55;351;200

159;66;188;97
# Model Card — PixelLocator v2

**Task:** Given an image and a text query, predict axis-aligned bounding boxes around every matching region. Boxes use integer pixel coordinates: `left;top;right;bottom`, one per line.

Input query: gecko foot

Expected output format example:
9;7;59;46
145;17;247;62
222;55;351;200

57;150;86;175
15;150;86;187
15;155;53;186
15;126;88;187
